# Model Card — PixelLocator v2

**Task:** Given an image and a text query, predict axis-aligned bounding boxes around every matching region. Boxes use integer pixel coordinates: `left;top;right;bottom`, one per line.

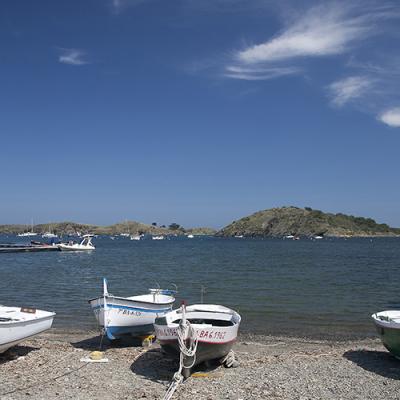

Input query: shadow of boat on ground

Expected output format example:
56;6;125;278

131;349;178;383
343;349;400;380
71;334;144;351
131;348;222;383
0;345;39;364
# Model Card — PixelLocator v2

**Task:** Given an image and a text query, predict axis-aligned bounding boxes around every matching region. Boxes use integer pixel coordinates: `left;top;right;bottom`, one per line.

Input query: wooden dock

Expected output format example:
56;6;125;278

0;243;60;253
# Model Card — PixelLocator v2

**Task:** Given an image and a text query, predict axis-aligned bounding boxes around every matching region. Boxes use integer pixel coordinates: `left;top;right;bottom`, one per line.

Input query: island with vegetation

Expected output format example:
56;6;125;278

0;221;216;237
217;206;400;237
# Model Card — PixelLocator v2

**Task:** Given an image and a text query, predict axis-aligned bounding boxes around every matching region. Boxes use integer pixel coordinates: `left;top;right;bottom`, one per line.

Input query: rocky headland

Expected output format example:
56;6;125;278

217;206;400;238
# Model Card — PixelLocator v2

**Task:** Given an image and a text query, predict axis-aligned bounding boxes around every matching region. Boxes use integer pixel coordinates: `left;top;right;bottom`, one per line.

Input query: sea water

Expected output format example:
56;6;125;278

0;235;399;338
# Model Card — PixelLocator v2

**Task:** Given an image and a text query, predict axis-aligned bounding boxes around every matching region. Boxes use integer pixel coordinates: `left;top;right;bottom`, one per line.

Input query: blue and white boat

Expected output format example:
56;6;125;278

89;278;176;340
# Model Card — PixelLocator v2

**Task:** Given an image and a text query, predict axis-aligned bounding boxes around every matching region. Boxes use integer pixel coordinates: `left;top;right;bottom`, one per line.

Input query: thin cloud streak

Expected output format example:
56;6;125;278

59;48;88;66
328;76;375;107
379;107;400;128
110;0;146;14
224;65;301;80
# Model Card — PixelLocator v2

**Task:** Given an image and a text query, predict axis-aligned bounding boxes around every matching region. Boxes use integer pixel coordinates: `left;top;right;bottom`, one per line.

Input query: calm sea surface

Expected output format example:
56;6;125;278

1;235;399;339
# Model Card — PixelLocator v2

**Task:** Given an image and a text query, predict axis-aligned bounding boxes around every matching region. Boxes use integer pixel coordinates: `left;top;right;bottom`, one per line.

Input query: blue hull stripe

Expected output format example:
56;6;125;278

92;304;171;313
105;324;154;340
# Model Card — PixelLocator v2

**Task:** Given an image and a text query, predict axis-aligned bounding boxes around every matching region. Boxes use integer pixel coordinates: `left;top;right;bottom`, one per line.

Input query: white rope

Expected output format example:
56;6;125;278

177;319;198;367
162;371;183;400
162;307;198;400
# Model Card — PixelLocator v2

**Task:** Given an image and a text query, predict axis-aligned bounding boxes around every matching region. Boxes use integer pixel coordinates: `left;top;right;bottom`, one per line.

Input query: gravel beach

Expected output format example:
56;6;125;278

1;329;399;400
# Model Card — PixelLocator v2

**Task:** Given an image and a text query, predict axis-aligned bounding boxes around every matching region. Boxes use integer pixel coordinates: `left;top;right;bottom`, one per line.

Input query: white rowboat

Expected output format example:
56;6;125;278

0;306;55;353
89;278;175;340
154;304;241;377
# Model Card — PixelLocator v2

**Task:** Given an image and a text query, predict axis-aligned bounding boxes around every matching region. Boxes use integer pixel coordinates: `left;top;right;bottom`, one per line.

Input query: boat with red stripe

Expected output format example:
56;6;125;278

154;304;241;377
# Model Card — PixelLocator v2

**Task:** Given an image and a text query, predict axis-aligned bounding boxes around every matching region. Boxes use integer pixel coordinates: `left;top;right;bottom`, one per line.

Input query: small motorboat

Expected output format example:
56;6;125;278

130;235;142;241
152;235;165;240
17;232;38;237
154;304;241;378
58;234;95;251
89;278;176;340
0;306;56;353
372;310;400;359
187;234;194;239
42;232;58;239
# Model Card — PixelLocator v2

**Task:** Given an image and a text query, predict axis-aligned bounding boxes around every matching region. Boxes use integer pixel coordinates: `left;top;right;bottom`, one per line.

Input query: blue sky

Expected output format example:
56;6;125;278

1;0;400;228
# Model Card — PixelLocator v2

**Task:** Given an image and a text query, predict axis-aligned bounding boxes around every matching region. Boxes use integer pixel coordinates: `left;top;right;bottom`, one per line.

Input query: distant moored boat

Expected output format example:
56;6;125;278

130;234;142;241
42;232;58;239
152;235;165;240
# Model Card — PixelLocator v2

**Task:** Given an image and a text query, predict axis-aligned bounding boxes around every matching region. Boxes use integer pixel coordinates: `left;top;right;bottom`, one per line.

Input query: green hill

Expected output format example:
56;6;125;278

0;221;213;236
217;206;400;237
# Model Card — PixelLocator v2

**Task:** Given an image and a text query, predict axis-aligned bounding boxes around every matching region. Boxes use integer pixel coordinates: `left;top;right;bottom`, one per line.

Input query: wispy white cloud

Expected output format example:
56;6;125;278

379;107;400;128
225;2;397;81
328;76;375;107
58;48;88;66
237;4;378;64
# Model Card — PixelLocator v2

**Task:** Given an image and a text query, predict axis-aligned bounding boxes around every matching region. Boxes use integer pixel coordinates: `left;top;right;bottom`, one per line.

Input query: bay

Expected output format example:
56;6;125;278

0;235;399;339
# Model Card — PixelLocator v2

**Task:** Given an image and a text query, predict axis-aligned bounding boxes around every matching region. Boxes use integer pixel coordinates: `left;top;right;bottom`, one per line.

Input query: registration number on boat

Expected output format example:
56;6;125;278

156;328;227;341
157;328;178;337
118;309;142;316
198;330;226;340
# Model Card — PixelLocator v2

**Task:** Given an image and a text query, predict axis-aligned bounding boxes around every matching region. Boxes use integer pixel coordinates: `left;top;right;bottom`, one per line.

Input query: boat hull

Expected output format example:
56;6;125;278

89;296;174;340
0;311;55;354
58;244;94;251
372;311;400;359
159;339;235;367
154;305;240;377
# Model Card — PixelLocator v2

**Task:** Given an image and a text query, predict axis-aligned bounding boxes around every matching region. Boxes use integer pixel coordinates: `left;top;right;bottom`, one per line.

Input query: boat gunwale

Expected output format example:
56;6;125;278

0;312;56;327
372;312;400;330
88;295;175;306
161;307;241;326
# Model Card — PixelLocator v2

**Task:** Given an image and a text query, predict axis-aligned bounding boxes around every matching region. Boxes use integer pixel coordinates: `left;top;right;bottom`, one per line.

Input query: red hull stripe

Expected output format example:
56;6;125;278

159;338;237;345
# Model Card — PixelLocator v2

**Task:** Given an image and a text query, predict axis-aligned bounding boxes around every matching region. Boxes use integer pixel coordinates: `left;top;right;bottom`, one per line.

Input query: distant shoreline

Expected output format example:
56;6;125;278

2;205;398;238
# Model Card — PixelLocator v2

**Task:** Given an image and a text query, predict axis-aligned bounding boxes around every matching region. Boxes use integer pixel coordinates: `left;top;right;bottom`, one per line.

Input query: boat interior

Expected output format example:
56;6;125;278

112;293;174;305
172;317;234;327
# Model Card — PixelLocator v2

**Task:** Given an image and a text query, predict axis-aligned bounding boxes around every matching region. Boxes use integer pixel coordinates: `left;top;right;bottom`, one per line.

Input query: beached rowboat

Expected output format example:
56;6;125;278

154;304;241;377
89;278;176;340
372;310;400;359
0;306;55;353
